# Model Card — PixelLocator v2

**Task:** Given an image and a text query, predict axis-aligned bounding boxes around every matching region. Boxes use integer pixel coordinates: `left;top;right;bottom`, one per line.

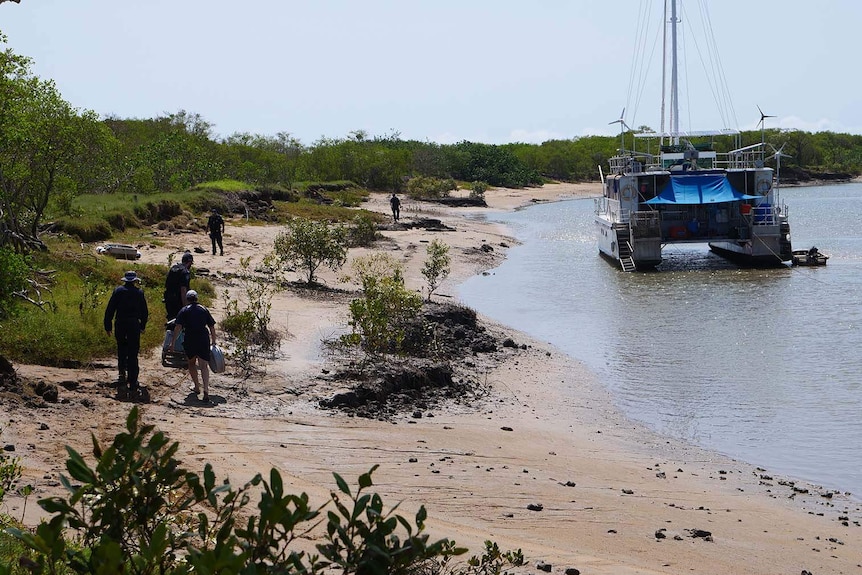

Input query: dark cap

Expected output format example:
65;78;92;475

122;271;140;283
181;252;194;264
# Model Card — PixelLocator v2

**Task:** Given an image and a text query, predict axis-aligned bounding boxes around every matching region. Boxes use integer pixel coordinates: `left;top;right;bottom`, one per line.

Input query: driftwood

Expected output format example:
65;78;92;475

0;226;47;253
12;271;56;311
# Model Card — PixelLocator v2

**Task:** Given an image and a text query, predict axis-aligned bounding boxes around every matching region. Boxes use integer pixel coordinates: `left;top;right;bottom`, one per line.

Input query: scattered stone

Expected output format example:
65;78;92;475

527;503;544;512
564;569;580;575
656;471;666;479
536;561;552;572
3;444;14;452
655;528;667;539
501;426;514;432
412;410;423;419
688;528;712;540
34;381;58;403
561;480;576;487
38;423;49;430
502;338;517;348
58;380;79;391
622;488;634;495
408;457;418;463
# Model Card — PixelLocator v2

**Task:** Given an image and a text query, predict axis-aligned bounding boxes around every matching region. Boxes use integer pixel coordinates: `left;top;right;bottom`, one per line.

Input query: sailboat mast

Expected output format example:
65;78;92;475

670;0;679;144
660;0;667;146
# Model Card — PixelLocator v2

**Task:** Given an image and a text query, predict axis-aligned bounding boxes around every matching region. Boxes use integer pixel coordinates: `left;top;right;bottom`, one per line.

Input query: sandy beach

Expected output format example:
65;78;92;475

4;182;862;575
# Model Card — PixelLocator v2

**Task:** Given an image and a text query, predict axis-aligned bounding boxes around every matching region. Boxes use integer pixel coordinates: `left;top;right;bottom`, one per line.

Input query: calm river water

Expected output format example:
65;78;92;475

459;183;862;496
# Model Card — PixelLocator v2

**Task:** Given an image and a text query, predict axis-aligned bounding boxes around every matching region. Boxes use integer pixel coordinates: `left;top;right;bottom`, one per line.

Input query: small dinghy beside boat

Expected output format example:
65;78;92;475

792;247;828;266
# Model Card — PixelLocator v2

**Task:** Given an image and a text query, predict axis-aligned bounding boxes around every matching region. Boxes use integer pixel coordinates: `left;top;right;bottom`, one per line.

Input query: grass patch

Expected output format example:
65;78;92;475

326;188;369;207
0;237;215;366
189;179;253;193
273;199;380;223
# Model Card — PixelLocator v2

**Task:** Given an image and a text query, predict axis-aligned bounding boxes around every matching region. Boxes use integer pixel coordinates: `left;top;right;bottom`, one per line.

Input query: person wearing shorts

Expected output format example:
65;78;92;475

169;289;217;402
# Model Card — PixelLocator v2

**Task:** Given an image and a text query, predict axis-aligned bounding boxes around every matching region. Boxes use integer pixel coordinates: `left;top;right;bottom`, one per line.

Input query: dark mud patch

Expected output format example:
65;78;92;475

0;355;56;408
318;302;513;419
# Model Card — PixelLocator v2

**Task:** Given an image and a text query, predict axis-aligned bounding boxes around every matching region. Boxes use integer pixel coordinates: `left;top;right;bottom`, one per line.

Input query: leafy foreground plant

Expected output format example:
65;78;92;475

4;407;523;575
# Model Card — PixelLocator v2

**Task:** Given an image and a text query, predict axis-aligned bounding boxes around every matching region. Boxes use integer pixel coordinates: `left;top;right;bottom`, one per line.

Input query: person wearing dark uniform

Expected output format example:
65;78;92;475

389;193;401;222
169;289;217;403
104;271;149;393
164;251;193;320
207;208;225;256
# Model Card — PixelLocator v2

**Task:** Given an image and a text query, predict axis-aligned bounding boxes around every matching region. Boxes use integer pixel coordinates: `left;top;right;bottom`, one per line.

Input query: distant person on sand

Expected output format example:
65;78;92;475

390;193;401;222
164;251;193;320
104;271;148;395
207;208;225;255
169;289;217;403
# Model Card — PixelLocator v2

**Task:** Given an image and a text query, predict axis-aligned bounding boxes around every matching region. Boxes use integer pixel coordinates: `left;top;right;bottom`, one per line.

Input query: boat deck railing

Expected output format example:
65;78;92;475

609;143;769;175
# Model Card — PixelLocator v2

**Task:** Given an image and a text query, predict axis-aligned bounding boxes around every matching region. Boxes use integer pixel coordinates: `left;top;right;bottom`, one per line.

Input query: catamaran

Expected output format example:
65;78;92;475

595;0;792;271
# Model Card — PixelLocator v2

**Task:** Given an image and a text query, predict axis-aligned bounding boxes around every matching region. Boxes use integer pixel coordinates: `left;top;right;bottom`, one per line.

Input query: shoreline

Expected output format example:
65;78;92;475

6;182;862;574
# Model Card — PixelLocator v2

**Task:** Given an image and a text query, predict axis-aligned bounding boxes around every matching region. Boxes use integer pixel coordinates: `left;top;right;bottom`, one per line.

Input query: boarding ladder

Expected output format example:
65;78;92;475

618;238;636;272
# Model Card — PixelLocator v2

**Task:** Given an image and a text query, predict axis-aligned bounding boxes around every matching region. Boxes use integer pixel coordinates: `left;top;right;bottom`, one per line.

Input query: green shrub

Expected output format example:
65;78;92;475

347;213;380;247
406;176;456;200
220;256;281;377
422;239;451;301
344;255;422;356
0;248;28;318
274;217;348;284
469;181;489;200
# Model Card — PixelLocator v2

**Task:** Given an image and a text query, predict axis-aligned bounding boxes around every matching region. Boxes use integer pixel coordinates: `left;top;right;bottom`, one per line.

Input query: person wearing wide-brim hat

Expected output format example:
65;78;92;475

104;270;149;395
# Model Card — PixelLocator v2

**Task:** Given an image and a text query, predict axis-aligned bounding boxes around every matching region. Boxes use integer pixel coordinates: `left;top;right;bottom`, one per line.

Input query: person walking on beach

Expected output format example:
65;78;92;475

207;208;225;256
389;193;401;222
169;289;217;403
164;251;193;320
104;271;149;394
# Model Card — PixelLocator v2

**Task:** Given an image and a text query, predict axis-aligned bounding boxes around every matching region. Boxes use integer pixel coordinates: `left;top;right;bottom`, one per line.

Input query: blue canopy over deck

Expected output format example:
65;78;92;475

645;174;760;205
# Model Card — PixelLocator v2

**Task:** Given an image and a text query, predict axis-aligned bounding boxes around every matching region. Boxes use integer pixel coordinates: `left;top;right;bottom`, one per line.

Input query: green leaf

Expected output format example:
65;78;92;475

333;472;350;496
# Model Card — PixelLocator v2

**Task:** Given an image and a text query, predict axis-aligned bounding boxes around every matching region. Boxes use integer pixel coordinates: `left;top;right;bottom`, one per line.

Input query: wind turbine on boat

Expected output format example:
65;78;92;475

609;107;631;152
768;142;791;186
757;105;776;144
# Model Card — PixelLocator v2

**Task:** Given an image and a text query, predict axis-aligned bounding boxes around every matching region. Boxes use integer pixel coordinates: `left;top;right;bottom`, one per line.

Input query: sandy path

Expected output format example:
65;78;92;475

5;182;862;575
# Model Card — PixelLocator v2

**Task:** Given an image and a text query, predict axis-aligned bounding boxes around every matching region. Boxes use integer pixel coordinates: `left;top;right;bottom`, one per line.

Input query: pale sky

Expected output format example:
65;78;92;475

2;1;858;144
